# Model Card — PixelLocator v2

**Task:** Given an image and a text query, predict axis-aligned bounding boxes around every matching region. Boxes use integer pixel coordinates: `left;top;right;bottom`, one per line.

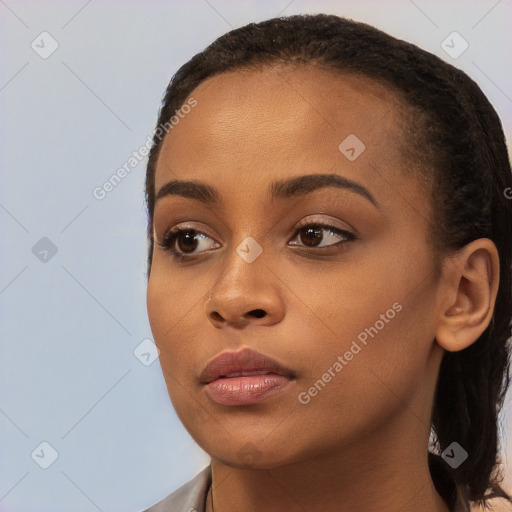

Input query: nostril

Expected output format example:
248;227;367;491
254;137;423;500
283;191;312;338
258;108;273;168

249;309;266;318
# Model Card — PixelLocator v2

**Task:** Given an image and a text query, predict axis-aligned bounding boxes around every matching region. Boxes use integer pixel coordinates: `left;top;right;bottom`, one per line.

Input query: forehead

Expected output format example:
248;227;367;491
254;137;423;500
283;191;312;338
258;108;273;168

154;65;411;202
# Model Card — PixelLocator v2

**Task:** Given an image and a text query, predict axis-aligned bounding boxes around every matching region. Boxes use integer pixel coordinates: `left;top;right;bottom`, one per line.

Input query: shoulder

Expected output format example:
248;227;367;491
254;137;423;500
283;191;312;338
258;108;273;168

142;465;212;512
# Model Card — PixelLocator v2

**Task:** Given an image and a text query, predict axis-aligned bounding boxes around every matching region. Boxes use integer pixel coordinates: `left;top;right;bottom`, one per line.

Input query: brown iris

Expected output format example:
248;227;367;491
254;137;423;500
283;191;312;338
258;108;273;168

177;230;199;253
300;226;323;247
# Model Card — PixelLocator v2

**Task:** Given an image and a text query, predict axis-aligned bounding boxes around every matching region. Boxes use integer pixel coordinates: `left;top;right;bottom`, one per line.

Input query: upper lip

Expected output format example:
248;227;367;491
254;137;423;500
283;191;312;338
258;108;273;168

200;347;295;384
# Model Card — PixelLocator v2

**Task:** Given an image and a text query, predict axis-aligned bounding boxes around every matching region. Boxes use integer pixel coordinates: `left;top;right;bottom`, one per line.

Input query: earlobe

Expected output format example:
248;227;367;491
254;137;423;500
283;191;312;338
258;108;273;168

435;238;499;353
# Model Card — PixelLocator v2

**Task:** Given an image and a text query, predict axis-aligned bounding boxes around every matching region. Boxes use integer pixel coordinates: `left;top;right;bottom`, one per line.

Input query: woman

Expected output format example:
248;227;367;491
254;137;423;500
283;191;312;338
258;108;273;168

143;14;511;512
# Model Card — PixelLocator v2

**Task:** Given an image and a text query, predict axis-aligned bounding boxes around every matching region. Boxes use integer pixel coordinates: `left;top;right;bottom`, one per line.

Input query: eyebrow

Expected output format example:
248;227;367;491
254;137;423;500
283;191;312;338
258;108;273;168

155;173;379;209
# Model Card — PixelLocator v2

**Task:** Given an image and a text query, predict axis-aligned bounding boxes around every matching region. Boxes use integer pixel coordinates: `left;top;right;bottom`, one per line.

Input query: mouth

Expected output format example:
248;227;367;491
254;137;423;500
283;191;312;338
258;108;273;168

200;348;295;406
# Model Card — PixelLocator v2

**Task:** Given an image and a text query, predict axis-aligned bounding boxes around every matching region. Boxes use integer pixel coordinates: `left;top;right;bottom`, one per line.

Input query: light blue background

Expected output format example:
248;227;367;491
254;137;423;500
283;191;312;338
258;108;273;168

1;1;511;510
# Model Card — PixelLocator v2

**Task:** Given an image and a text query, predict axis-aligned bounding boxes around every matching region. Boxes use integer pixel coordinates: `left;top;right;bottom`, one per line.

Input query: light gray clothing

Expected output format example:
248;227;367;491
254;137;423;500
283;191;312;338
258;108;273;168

144;466;211;512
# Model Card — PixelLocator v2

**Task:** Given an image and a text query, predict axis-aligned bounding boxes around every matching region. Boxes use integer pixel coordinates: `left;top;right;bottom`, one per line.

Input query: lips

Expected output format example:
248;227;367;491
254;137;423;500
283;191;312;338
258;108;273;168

200;347;295;384
200;348;295;406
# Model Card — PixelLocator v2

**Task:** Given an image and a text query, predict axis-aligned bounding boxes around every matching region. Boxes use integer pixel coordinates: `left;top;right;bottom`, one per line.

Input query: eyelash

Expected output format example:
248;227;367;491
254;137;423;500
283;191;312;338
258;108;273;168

156;221;356;261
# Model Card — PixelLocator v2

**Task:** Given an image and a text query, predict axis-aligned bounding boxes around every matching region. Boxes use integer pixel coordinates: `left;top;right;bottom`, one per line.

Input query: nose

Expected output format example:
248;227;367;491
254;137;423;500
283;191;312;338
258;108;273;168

205;248;285;329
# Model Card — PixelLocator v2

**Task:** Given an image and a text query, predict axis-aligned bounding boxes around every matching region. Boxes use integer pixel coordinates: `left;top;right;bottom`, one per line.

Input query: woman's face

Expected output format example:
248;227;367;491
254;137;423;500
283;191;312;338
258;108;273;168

147;65;446;468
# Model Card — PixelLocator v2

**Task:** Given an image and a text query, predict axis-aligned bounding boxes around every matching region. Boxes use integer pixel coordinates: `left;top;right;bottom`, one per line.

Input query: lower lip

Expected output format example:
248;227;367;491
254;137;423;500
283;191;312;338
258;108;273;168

205;374;291;405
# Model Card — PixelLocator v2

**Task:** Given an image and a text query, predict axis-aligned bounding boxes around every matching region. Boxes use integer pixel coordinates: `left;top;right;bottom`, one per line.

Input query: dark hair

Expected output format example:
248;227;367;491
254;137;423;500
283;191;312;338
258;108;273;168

145;13;512;509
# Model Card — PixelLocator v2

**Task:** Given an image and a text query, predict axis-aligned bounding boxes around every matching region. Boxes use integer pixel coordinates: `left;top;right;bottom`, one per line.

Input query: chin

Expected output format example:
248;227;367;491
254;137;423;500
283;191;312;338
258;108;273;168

207;440;302;471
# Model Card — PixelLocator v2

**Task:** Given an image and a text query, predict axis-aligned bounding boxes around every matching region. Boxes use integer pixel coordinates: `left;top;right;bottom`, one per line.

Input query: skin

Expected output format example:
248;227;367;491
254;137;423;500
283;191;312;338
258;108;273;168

146;65;499;512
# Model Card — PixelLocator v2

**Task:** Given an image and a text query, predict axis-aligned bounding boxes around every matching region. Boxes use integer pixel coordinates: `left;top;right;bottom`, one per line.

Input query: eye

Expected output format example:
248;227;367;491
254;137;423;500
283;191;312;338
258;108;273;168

157;227;219;259
288;223;355;250
156;220;356;262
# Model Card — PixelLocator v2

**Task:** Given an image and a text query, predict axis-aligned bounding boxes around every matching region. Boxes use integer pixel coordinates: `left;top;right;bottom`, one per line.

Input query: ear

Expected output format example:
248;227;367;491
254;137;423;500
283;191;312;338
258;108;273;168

435;238;500;353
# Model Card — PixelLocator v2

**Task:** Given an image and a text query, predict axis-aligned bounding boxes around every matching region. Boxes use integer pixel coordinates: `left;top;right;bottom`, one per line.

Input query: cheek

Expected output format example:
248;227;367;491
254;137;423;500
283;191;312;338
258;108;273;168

147;266;195;368
146;273;203;423
147;258;205;336
291;257;438;423
147;271;172;351
281;256;403;341
292;302;435;454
